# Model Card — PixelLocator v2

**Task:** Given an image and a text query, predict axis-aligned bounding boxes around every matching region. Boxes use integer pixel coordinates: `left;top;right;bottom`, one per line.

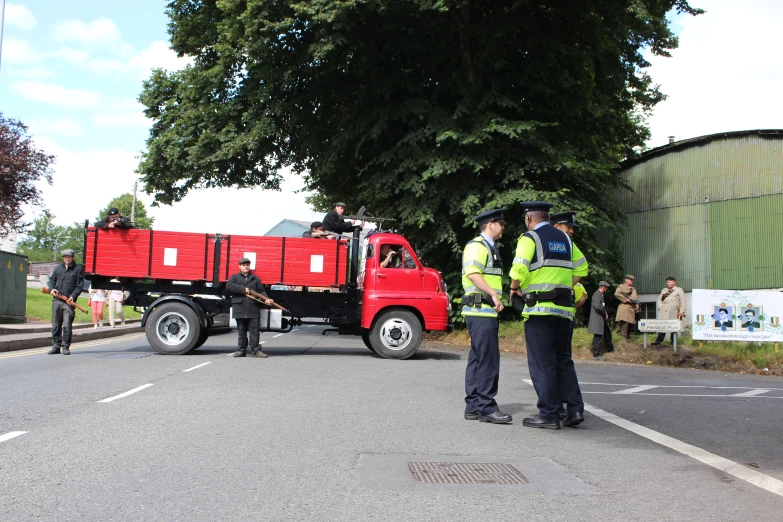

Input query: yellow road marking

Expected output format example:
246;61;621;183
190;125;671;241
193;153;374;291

0;334;146;360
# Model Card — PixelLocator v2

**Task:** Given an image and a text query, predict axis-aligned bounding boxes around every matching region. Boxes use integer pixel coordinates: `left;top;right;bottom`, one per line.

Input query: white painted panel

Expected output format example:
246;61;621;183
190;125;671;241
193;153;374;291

310;255;324;273
244;252;257;269
163;248;177;266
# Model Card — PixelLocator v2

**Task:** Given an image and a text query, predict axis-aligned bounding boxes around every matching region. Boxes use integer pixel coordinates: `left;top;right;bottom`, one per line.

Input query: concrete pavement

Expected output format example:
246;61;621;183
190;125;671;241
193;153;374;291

0;320;142;353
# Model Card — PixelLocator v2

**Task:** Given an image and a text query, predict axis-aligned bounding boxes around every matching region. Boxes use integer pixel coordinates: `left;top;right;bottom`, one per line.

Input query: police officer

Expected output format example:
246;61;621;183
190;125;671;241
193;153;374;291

461;209;512;424
551;212;589;310
48;249;84;355
510;202;586;429
226;258;272;358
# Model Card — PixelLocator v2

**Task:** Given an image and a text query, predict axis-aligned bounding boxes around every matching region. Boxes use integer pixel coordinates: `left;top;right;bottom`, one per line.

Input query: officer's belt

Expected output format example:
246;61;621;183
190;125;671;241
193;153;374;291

522;288;574;308
461;293;495;307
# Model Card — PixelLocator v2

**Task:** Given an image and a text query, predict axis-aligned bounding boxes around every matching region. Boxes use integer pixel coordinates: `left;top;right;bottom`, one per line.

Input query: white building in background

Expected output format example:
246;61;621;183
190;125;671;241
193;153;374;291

0;230;18;253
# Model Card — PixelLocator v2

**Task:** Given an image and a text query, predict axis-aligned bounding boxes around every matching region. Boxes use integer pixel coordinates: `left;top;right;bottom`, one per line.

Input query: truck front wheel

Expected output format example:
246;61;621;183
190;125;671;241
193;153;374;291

146;302;201;355
361;329;376;354
369;309;422;359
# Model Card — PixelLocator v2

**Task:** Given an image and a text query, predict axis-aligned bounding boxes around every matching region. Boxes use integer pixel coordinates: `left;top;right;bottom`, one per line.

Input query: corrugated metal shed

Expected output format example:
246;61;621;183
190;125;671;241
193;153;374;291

612;130;783;294
264;219;311;237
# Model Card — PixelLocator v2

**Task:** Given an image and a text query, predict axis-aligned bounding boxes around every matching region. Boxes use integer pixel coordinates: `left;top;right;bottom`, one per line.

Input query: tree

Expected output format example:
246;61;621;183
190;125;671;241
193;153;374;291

95;193;155;230
138;0;702;302
17;215;84;263
0;114;55;237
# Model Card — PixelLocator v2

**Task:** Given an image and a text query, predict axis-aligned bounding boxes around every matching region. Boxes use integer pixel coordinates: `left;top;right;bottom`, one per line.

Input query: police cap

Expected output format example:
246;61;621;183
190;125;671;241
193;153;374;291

519;201;554;213
107;207;120;216
238;257;252;265
310;221;322;229
61;249;75;256
474;209;505;226
550;211;578;227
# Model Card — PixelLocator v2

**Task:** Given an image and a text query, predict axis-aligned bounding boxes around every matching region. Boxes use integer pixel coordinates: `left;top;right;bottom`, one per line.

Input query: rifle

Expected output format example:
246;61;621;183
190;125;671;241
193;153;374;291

42;286;89;314
247;289;289;313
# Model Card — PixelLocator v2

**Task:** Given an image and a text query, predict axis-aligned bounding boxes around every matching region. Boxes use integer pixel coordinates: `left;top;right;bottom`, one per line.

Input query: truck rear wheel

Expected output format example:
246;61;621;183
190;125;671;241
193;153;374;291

146;302;201;355
369;309;422;359
192;328;209;350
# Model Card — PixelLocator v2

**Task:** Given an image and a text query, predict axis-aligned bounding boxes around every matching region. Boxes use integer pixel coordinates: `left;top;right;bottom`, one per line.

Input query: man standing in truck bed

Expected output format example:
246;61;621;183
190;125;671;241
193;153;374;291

226;258;271;358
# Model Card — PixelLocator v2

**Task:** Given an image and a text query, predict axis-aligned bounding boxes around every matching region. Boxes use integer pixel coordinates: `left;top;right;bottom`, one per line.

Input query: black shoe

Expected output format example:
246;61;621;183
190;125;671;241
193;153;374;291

233;350;246;357
563;412;585;427
62;347;70;355
478;411;512;424
606;348;615;353
651;341;661;346
559;411;567;421
522;417;560;430
48;347;61;355
464;411;479;420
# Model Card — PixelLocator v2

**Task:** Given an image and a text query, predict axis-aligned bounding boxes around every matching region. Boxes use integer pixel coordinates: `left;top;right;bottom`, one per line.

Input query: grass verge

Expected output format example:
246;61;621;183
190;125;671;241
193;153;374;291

25;288;143;324
428;321;783;376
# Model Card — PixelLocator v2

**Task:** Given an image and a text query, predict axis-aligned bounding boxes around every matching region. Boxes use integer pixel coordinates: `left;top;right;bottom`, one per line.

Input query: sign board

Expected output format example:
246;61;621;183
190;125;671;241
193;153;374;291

638;319;682;332
691;289;783;342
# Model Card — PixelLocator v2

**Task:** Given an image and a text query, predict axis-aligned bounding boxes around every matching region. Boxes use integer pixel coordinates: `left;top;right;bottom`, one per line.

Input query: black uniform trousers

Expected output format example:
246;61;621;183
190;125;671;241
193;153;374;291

235;318;260;354
524;315;584;422
52;299;76;349
592;322;615;356
464;316;500;416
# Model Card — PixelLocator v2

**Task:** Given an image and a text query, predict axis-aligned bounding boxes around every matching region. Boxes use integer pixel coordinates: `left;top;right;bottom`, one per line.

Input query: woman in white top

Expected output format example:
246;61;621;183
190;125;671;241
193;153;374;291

107;290;126;327
88;285;106;328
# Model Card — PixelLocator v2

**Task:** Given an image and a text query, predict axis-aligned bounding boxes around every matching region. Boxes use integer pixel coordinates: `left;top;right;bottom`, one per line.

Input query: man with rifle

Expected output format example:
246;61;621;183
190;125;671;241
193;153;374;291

95;207;134;229
47;249;84;355
226;257;272;358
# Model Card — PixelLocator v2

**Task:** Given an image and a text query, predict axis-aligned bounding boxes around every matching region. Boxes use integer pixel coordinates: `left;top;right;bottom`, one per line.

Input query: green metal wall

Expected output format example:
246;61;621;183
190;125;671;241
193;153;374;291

0;251;28;323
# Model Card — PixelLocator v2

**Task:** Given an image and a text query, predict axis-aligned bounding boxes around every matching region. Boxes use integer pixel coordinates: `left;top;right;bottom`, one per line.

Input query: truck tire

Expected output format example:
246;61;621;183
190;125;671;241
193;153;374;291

192;328;210;350
369;309;422;359
361;329;377;353
146;302;201;355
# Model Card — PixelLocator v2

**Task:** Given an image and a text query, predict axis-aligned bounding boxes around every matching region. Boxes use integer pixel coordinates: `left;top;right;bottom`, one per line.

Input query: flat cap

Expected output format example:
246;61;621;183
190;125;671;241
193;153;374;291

519;201;553;213
333;202;347;208
666;276;676;281
598;281;611;287
624;274;635;280
107;207;119;216
550;211;578;227
474;209;505;226
238;257;252;265
310;221;322;228
61;248;75;256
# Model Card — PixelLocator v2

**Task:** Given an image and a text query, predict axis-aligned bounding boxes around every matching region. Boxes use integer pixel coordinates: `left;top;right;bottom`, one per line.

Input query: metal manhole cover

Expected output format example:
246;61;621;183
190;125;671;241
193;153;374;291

408;462;528;485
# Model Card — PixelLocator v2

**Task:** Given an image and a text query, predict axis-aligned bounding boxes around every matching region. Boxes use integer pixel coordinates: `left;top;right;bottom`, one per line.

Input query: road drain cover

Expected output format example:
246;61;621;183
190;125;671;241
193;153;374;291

408;462;528;485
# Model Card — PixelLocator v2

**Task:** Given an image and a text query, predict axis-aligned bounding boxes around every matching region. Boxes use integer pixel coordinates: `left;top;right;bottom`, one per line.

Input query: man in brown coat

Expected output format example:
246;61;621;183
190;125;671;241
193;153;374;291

614;275;639;340
651;276;686;345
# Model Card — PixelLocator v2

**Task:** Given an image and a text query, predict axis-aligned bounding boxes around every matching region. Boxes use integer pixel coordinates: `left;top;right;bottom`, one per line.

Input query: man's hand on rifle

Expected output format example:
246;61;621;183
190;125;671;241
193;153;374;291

50;289;59;296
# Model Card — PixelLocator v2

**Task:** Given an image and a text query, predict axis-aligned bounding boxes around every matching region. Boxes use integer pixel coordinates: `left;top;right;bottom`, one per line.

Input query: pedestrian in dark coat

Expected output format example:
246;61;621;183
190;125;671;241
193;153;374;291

226;258;271;358
588;282;614;358
47;249;84;355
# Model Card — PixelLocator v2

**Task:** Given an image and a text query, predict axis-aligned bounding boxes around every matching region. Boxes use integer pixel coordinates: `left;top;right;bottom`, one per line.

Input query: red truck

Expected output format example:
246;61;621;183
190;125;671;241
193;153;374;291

83;225;451;359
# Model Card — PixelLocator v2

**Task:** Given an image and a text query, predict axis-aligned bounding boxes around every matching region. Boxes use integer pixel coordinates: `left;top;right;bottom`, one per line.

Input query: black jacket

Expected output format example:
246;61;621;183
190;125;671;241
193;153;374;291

95;217;135;229
225;272;269;319
322;209;356;235
48;261;84;301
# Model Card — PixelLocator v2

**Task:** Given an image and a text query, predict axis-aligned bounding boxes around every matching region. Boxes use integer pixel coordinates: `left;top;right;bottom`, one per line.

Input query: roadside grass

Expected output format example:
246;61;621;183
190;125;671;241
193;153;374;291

428;321;783;376
25;288;143;324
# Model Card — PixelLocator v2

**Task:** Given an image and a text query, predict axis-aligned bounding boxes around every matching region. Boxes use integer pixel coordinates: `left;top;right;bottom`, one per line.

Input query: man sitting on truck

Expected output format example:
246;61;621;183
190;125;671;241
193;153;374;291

95;207;135;229
302;221;334;239
226;257;272;358
322;202;364;236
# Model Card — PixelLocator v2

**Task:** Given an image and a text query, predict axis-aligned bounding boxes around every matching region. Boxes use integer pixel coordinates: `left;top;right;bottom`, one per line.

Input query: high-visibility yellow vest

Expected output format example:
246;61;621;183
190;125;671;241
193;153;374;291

461;236;503;318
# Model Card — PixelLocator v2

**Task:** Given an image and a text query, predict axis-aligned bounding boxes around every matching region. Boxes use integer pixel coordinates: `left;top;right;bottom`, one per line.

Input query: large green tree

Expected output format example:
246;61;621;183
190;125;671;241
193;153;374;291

95;193;155;230
17;215;84;263
138;0;701;302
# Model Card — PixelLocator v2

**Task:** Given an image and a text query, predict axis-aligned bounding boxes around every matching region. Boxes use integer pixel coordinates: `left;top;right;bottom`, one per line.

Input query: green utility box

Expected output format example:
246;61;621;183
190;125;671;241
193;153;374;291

0;250;28;323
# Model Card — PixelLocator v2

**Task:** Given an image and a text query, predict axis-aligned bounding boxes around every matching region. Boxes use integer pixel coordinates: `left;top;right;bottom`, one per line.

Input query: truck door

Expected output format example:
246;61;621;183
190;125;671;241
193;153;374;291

375;243;422;294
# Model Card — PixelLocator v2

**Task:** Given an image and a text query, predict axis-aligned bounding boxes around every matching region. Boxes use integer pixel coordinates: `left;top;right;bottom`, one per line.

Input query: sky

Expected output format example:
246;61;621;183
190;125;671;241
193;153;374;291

2;0;782;237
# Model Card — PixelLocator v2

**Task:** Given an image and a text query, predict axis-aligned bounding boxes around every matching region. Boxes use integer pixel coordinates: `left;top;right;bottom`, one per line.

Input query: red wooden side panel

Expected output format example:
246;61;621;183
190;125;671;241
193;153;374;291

223;235;284;283
85;227;151;278
149;231;210;281
282;238;348;287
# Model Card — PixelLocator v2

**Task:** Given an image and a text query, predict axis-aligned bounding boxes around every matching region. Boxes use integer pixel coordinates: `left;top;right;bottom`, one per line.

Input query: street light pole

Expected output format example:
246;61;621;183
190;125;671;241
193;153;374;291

131;176;138;223
0;0;7;78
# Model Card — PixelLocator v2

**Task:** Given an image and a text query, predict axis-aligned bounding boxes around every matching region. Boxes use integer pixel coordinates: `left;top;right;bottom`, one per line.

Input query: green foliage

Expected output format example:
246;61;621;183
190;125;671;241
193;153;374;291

25;288;142;324
95;193;154;229
17;215;85;263
139;0;702;303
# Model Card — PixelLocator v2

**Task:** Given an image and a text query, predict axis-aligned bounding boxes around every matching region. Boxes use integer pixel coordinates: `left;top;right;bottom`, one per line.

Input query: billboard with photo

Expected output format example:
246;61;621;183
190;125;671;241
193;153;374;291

692;289;783;342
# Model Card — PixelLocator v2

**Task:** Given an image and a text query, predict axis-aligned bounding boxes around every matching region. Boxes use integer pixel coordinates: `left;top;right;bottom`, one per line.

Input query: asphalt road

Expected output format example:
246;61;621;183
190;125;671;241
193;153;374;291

1;326;782;521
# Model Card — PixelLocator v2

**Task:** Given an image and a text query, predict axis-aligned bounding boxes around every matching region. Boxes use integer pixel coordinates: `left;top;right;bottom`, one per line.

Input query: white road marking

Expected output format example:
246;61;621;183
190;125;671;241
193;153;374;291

307;325;316;328
0;431;27;444
582;391;783;399
581;381;783;391
0;334;147;360
272;334;284;338
731;389;772;397
585;403;783;497
98;384;154;403
182;362;212;372
615;385;659;394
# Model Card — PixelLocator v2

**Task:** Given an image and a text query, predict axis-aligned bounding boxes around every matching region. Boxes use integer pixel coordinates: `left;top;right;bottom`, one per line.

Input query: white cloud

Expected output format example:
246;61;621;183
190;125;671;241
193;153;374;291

9;81;103;108
128;41;192;78
92;111;149;129
50;47;91;65
2;37;39;62
14;68;55;79
28;118;84;137
6;3;37;30
645;0;783;148
53;17;118;45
